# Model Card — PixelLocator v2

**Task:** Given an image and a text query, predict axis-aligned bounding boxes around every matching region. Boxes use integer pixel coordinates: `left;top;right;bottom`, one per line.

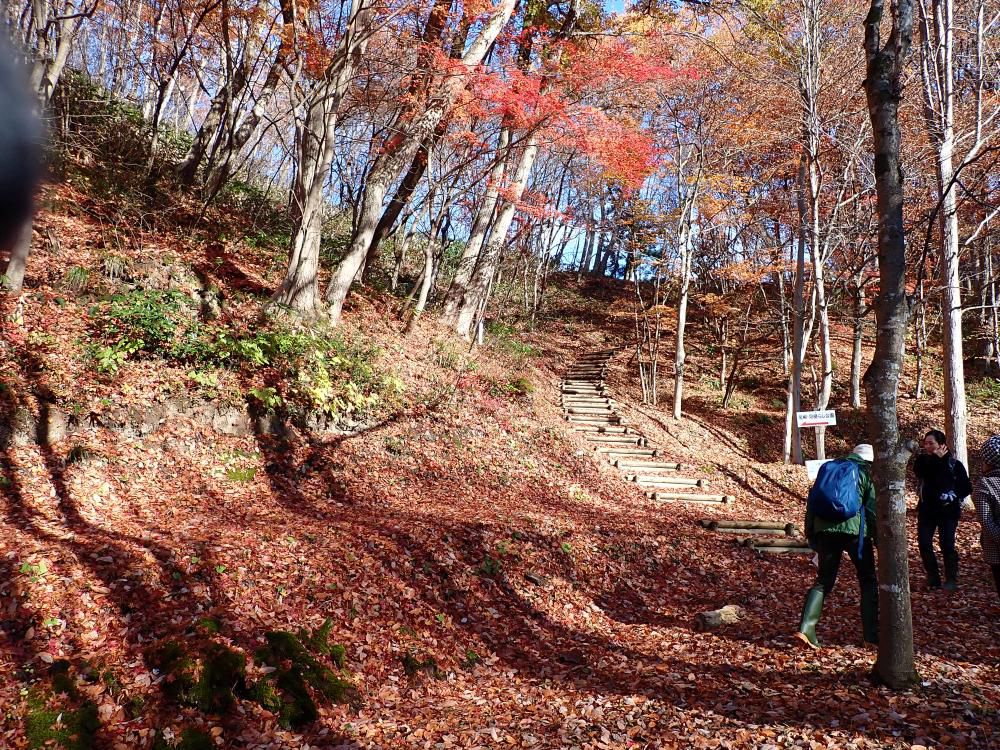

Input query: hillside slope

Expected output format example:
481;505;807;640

1;177;999;749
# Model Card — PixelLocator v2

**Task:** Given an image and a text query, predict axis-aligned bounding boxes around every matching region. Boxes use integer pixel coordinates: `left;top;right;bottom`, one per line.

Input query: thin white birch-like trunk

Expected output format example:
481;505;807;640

453;135;540;338
272;0;372;315
441;128;510;324
672;145;700;420
324;0;517;325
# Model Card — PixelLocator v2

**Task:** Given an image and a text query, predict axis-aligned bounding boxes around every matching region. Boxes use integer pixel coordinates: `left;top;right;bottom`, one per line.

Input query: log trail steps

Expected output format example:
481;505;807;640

560;349;733;506
698;519;811;553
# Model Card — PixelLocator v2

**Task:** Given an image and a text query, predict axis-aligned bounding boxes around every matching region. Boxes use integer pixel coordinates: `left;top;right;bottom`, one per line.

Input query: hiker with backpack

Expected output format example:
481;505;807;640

971;434;1000;598
912;429;972;590
795;444;878;650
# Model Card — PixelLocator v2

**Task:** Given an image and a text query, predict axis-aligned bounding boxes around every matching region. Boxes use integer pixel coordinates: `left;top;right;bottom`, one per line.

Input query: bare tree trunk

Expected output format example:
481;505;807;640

789;156;810;464
577;225;594;280
197;0;296;198
271;0;372;315
851;280;866;408
862;0;919;690
801;0;833;460
441;128;509;323
914;280;926;398
453;135;540;338
916;0;1000;466
3;219;34;294
324;0;516;325
672;179;697;420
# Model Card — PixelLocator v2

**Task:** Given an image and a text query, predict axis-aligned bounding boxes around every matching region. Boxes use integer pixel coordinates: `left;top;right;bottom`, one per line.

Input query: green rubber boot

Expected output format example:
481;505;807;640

860;591;879;645
795;588;824;650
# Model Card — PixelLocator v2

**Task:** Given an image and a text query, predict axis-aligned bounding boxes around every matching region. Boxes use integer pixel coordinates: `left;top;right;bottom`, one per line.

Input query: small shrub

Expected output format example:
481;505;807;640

248;386;283;412
384;436;406;455
479;554;502;577
63;265;91;293
401;652;444;679
462;649;481;669
487;321;540;361
226;467;256;483
968;378;1000;404
101;254;130;282
432;338;465;371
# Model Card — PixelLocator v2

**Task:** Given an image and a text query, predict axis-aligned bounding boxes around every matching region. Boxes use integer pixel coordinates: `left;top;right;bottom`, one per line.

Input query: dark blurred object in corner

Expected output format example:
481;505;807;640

0;34;42;249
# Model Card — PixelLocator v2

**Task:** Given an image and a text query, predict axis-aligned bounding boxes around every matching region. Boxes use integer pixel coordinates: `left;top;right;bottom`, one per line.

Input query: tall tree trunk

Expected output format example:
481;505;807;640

271;0;372;314
914;280;926;398
801;0;833;460
851;279;866;408
672;167;698;420
577;225;594;280
789;156;810;464
453;135;540;338
862;0;919;690
324;0;517;325
440;128;509;324
198;0;296;198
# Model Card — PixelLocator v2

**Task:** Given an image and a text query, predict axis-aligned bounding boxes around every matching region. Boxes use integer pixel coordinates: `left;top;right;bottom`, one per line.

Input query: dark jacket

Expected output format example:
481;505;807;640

913;451;971;519
805;453;877;540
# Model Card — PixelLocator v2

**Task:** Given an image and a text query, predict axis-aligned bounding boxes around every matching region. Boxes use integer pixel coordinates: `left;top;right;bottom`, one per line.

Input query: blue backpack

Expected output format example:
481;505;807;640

807;459;865;556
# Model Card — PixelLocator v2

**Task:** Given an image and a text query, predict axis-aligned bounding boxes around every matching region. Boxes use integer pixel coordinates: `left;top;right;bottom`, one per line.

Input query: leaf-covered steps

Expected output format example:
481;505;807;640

560;349;729;505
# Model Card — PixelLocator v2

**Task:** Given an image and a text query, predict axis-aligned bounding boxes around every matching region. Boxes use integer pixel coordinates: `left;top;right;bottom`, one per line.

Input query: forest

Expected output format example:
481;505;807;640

1;0;1000;747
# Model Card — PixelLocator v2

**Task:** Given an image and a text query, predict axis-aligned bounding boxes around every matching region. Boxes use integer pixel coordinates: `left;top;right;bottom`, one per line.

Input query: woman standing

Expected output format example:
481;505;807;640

972;435;1000;597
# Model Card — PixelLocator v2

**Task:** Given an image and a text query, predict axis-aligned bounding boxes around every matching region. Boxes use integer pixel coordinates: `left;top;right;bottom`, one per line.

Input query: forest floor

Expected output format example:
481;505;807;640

1;177;999;750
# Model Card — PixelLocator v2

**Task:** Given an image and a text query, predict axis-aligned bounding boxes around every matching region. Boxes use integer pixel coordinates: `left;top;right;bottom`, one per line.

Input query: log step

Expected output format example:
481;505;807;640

564;408;616;417
648;492;734;504
629;476;705;488
699;519;798;535
597;447;659;457
561;398;615;406
714;526;799;536
567;416;622;425
742;538;808;549
588;436;646;446
571;425;630;434
751;544;813;554
613;460;683;471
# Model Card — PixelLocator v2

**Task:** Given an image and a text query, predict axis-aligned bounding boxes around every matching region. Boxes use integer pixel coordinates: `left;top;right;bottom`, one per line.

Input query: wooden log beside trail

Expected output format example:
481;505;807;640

693;604;746;632
746;538;813;554
742;537;806;548
649;492;733;504
699;519;799;536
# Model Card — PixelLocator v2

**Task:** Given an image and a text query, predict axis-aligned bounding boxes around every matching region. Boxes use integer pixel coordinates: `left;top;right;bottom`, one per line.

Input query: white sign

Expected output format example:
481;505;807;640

806;459;832;481
796;409;837;428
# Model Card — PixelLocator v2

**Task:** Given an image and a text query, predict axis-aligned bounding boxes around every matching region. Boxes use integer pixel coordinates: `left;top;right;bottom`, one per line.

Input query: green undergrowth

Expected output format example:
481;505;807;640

147;620;355;731
84;289;403;420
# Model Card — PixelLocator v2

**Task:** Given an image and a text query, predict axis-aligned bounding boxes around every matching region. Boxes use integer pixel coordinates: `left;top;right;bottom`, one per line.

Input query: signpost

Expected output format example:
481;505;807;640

796;410;837;466
805;459;832;481
795;409;837;428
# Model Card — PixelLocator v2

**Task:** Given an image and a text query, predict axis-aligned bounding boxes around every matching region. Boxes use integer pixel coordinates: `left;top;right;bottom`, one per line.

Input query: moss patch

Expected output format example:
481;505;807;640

402;651;445;679
147;639;247;714
252;624;358;730
24;688;99;749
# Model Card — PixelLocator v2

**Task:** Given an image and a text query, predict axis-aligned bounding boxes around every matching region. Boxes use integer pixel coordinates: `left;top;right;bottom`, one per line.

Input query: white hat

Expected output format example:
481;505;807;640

852;443;874;462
